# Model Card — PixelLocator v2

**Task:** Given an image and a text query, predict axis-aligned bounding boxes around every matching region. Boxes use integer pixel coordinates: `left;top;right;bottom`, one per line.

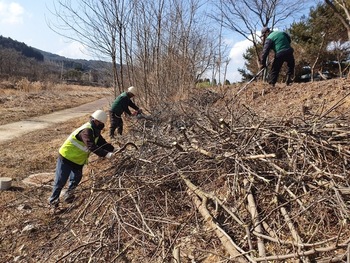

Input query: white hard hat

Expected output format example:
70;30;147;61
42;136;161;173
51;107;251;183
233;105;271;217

91;110;107;124
128;86;137;95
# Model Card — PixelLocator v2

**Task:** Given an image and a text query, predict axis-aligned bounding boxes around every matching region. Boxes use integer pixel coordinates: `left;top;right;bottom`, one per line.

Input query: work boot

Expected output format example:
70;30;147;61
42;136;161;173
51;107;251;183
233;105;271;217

286;75;293;86
49;198;59;208
63;190;75;203
48;198;60;214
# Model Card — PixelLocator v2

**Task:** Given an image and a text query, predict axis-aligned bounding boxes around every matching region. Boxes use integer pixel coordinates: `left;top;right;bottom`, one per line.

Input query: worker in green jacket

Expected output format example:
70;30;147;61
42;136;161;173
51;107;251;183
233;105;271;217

109;86;142;139
49;110;115;206
260;27;295;86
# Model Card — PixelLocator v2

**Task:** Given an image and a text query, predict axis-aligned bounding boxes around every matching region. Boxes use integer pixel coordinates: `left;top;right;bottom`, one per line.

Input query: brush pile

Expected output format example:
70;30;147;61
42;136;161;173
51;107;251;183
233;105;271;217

1;83;350;263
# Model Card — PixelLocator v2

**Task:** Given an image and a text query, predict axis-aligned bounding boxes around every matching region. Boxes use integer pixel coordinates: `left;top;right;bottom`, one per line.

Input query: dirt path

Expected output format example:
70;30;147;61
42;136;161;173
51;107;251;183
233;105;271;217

0;98;109;143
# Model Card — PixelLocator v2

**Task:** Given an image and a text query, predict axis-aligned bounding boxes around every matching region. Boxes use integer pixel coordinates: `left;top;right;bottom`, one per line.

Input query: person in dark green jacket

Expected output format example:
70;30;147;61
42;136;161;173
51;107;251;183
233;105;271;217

109;86;142;139
260;27;295;86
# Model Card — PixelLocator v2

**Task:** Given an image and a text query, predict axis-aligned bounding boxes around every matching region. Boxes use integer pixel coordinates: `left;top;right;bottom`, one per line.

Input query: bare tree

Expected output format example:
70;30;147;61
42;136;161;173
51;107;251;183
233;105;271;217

0;49;60;81
48;0;135;97
332;40;350;77
49;0;221;104
131;0;166;105
131;0;219;103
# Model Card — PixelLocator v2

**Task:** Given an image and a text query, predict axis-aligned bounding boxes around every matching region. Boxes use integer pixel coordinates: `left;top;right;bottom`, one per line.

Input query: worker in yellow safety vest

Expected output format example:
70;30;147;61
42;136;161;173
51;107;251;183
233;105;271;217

49;110;115;206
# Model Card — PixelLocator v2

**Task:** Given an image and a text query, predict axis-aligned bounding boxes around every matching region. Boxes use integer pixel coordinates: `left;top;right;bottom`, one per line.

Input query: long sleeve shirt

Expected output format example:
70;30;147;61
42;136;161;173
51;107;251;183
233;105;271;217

261;31;293;66
59;121;114;169
77;126;114;157
110;92;139;116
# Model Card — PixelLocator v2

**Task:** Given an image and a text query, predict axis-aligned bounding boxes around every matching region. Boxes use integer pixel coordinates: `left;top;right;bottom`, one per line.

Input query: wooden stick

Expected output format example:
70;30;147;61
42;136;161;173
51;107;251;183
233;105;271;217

243;179;266;258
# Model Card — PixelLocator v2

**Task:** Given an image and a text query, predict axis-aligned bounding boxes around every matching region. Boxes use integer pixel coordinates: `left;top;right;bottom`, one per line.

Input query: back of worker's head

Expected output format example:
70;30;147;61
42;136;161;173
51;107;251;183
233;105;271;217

91;110;107;124
127;86;137;96
260;27;271;38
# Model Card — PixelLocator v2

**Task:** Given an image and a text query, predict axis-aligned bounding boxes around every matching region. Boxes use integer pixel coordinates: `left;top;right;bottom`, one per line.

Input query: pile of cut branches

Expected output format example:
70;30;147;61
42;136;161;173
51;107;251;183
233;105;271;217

3;87;350;263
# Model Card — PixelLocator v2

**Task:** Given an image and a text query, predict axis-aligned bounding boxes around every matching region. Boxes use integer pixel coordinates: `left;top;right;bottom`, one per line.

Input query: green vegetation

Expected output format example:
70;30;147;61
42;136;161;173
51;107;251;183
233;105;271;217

241;2;349;82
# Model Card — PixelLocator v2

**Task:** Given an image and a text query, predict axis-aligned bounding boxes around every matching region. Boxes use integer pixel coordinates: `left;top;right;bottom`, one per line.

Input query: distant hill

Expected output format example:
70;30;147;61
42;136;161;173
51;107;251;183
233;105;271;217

37;48;113;73
0;35;114;84
0;35;112;70
0;35;44;61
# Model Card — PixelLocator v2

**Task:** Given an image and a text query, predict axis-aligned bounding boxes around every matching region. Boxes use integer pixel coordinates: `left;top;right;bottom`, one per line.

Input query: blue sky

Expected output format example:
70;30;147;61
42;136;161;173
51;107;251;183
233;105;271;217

0;0;316;83
0;0;91;59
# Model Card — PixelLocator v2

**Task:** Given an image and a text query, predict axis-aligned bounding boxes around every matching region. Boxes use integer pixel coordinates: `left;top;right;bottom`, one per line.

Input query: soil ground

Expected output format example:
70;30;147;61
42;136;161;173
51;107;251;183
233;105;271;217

0;83;113;181
1;79;350;262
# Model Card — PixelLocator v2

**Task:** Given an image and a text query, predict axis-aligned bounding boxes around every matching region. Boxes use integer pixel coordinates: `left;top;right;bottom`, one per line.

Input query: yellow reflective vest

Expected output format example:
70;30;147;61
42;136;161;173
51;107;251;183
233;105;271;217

59;122;99;165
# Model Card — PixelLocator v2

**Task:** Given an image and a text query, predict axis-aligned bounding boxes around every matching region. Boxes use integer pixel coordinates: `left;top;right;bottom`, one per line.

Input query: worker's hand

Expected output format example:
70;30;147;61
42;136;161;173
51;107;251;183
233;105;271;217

105;152;114;159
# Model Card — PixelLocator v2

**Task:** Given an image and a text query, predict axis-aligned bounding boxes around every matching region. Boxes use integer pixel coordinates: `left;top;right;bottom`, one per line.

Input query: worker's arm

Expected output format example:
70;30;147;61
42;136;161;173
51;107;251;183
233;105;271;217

284;32;291;44
128;99;139;112
96;136;114;152
120;97;132;115
260;38;273;67
78;129;113;157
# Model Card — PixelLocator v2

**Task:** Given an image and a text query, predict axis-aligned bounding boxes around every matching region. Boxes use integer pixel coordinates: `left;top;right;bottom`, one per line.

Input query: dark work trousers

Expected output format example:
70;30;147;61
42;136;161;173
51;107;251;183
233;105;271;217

49;157;83;204
109;111;123;137
269;49;295;85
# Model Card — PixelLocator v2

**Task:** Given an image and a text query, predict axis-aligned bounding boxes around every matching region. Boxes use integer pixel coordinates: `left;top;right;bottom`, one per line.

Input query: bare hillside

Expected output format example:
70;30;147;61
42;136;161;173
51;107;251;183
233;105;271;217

1;79;350;262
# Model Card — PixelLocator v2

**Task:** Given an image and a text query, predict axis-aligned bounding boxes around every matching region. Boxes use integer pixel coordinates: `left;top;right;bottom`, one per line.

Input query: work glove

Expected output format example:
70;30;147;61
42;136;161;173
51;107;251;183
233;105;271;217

105;152;114;159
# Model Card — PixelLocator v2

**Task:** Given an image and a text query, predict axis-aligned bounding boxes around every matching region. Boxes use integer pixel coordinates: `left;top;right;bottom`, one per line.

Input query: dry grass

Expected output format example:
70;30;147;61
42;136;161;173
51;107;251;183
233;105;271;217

1;79;350;262
0;80;113;179
0;79;112;125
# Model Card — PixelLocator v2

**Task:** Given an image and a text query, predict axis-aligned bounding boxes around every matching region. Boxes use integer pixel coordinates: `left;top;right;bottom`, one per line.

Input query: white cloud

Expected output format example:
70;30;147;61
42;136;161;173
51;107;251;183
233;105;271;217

226;38;253;82
57;41;91;60
0;1;24;25
229;39;251;65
